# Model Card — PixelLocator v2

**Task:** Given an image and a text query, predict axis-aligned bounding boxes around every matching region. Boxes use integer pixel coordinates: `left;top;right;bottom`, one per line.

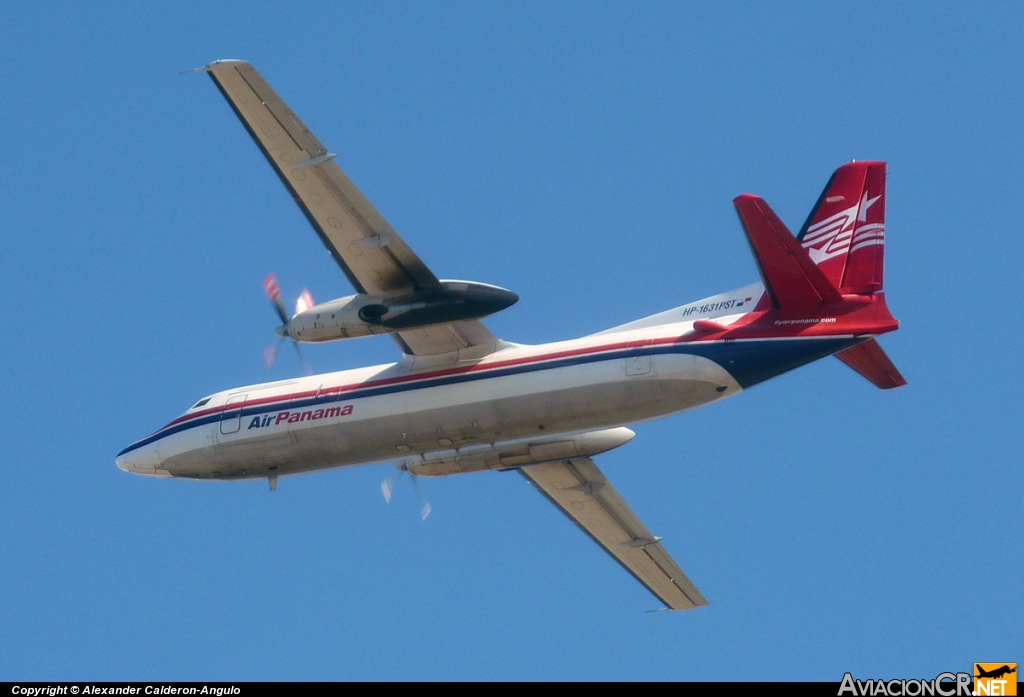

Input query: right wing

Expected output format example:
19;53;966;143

200;60;500;356
203;59;435;297
520;457;708;611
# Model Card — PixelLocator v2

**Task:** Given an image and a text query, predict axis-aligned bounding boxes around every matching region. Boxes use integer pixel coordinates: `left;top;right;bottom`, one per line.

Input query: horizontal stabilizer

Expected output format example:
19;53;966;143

734;194;842;312
834;338;907;389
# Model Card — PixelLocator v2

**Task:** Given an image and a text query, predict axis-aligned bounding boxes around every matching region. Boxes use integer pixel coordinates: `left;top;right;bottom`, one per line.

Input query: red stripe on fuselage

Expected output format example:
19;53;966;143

152;294;897;437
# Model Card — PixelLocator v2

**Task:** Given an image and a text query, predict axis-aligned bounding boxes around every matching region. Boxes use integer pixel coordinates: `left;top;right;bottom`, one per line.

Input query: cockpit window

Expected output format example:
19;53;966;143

191;397;212;410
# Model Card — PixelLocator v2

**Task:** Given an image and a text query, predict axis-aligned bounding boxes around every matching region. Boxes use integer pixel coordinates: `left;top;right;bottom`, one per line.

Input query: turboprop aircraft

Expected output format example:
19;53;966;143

117;60;906;611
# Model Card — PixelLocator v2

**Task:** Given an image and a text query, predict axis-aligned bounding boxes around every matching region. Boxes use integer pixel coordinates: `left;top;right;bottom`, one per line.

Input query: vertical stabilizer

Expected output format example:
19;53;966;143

797;161;887;294
733;195;841;311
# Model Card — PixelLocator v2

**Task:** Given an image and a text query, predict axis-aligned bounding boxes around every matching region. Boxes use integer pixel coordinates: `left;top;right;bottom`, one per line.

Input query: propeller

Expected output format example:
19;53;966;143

262;273;314;375
382;464;432;520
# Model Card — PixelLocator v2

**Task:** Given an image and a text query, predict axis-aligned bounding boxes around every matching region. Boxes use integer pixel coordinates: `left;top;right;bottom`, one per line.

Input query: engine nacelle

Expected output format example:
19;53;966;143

286;280;518;343
402;427;636;477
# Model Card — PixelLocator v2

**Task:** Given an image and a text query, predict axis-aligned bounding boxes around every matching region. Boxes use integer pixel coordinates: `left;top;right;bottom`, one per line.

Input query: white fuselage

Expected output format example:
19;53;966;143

118;280;874;483
116;304;755;481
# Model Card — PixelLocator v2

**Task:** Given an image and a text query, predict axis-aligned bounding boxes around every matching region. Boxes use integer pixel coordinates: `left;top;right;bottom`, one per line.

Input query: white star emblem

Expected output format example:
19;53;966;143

858;190;882;222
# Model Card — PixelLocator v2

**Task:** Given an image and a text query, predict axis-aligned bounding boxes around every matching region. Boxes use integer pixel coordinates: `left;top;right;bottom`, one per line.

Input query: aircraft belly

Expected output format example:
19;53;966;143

160;352;739;479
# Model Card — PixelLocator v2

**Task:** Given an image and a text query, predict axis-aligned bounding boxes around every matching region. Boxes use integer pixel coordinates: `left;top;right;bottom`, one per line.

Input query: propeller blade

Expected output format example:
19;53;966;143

263;340;281;369
410;473;432;520
381;467;430;519
382;471;401;503
295;289;315;315
262;275;313;375
291;340;314;376
263;273;289;326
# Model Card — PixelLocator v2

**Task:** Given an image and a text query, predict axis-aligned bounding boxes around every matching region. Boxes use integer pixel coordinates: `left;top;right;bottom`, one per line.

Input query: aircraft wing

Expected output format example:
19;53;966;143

390;319;501;356
520;457;708;611
201;60;499;356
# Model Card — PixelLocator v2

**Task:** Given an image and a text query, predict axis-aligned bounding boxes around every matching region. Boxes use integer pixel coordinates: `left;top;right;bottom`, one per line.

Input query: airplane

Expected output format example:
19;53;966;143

976;665;1017;680
116;60;906;611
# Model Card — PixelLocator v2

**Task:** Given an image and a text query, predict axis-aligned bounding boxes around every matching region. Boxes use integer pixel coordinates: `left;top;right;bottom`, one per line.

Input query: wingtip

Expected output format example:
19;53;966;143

180;59;248;75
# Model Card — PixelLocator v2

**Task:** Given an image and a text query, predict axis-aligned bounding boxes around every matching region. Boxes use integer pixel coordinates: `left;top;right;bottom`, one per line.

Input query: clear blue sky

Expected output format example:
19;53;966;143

1;2;1020;681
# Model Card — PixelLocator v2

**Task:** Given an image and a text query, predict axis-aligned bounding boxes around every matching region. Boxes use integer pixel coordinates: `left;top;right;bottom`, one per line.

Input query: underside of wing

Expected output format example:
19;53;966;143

520;457;708;611
200;60;509;358
392;320;502;357
203;60;437;297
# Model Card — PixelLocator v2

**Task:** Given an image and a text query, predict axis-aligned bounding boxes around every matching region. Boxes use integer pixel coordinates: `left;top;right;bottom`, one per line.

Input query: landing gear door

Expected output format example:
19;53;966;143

219;394;247;436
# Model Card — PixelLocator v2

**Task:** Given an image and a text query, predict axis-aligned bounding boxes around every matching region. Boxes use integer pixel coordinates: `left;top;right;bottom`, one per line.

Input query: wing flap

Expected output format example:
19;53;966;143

392;320;501;358
521;458;707;611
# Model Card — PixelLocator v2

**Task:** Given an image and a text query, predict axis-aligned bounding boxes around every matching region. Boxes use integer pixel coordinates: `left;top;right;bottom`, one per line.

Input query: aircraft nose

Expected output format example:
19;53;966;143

116;442;166;477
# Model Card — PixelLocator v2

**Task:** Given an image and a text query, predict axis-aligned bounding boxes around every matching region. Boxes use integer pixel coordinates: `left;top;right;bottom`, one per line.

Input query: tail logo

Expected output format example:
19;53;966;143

801;191;885;264
858;191;882;221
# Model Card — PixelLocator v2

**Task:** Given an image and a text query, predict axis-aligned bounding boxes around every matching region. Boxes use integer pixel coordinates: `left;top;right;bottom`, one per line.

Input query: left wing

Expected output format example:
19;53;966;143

521;458;708;611
200;59;500;357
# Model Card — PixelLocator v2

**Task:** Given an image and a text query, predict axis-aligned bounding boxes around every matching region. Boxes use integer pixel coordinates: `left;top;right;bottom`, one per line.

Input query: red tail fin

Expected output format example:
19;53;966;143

797;161;887;294
733;195;841;312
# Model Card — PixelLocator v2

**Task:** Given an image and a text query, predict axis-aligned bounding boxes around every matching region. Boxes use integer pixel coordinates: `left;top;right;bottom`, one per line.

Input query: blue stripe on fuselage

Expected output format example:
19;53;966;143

118;336;858;456
677;335;862;389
